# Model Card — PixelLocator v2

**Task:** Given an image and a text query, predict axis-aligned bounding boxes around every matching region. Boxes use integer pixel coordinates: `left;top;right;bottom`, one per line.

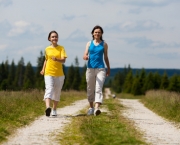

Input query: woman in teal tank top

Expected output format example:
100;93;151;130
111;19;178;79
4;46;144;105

83;25;110;116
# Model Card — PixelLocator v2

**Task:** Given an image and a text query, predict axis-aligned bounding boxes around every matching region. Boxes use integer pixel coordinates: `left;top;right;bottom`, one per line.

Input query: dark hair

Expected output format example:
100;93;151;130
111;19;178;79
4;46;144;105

91;25;104;41
48;30;58;41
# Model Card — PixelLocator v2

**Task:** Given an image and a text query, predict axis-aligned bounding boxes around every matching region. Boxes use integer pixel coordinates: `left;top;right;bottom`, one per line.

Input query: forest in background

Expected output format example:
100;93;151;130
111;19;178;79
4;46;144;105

0;51;180;95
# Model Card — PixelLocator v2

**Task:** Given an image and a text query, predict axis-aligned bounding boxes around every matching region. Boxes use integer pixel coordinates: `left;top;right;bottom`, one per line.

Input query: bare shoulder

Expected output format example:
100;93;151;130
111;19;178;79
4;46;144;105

103;41;108;48
87;41;91;45
86;41;91;48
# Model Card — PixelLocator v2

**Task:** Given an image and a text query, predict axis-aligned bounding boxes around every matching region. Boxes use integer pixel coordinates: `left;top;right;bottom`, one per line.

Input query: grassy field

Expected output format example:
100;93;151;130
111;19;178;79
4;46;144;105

58;96;146;145
2;89;178;144
141;90;180;123
0;90;86;143
118;93;144;99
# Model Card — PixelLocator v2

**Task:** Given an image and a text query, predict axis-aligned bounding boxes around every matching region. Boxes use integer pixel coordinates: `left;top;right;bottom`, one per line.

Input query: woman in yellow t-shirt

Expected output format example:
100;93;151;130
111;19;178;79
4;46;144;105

40;30;67;117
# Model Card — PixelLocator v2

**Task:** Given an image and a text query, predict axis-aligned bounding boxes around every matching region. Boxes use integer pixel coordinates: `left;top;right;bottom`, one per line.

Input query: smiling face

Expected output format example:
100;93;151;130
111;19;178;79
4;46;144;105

49;32;58;45
93;28;102;40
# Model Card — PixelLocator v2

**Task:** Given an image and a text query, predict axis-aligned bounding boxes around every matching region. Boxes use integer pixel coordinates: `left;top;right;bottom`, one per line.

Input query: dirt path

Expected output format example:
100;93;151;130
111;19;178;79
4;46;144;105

104;88;111;99
120;99;180;145
2;99;88;145
3;89;180;145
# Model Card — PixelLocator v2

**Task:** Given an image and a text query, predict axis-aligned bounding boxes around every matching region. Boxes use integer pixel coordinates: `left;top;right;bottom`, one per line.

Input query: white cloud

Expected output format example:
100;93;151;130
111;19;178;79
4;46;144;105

123;36;180;49
0;44;7;51
8;21;30;36
129;8;142;14
62;14;75;21
0;0;12;7
106;20;161;32
0;0;180;68
65;29;88;42
122;0;180;7
17;45;43;55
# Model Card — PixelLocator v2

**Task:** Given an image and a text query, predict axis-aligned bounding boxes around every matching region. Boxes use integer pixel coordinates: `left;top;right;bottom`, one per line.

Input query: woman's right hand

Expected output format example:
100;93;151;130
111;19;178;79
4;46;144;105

40;70;44;75
83;55;89;60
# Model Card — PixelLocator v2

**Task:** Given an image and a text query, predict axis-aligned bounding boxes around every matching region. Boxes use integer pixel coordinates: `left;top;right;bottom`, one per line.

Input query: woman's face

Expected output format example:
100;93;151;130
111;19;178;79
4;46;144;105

49;32;58;44
93;28;102;40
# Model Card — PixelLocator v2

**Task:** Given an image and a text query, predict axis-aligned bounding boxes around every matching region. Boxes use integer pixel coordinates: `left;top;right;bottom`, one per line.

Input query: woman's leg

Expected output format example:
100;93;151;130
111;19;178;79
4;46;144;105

86;68;96;106
44;76;54;107
44;76;54;116
45;98;51;108
94;69;106;109
86;68;96;115
52;76;65;115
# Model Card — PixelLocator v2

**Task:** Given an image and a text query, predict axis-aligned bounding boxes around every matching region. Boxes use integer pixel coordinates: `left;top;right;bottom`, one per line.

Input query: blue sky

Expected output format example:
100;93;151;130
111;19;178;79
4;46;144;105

0;0;180;69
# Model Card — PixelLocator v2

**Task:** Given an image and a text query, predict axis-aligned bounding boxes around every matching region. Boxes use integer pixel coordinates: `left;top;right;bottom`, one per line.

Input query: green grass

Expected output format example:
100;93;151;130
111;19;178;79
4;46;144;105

0;90;86;143
108;88;144;99
117;93;144;99
141;90;180;123
58;97;146;145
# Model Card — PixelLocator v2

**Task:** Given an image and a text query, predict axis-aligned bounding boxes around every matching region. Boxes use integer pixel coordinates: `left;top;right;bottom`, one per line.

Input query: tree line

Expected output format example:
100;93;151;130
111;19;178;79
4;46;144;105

0;52;180;95
0;51;87;91
108;65;180;95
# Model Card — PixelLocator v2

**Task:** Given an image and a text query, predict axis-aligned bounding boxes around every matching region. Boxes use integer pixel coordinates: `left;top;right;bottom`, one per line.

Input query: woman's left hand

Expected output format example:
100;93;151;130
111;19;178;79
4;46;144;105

52;56;57;61
106;68;110;76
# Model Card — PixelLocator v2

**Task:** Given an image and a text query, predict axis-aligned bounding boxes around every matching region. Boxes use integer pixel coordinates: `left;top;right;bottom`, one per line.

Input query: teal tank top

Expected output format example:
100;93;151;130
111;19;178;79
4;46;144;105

87;40;105;68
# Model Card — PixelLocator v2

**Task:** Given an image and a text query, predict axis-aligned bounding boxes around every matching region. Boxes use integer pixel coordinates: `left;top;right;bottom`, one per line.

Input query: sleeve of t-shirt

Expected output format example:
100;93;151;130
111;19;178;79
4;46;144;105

45;49;48;60
60;47;67;58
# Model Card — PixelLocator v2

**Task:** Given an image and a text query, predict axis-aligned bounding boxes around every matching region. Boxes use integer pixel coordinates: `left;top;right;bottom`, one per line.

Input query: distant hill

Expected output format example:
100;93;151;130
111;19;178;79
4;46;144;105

34;66;180;84
63;67;180;83
109;68;180;77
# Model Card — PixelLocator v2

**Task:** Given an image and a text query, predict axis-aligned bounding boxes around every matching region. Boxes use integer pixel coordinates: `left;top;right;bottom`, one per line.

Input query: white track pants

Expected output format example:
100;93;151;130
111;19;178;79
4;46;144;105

86;68;106;104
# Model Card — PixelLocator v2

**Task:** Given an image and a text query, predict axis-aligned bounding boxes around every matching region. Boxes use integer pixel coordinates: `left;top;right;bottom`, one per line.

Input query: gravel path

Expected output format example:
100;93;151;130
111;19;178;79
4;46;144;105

104;88;111;99
2;89;180;145
120;99;180;145
2;99;88;145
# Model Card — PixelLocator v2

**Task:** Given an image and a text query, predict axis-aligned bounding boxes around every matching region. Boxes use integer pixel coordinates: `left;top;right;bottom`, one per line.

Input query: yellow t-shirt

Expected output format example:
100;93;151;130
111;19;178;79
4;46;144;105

45;45;67;76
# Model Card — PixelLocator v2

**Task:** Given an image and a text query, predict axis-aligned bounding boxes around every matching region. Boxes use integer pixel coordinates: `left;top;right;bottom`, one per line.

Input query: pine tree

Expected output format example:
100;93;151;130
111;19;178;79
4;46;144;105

143;72;154;92
72;57;81;90
168;74;180;92
4;59;9;79
0;63;1;88
0;62;8;90
111;71;124;93
23;62;35;89
62;64;67;89
7;60;16;90
160;72;169;90
131;72;141;95
35;51;45;90
14;57;25;90
153;72;161;90
123;70;133;93
63;64;74;90
139;68;146;94
79;63;87;91
127;64;132;73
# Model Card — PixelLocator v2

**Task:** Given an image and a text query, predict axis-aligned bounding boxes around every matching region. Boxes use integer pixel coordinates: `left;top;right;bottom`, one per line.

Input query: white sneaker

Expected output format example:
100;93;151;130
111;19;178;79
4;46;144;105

87;108;94;115
94;109;101;116
52;109;57;116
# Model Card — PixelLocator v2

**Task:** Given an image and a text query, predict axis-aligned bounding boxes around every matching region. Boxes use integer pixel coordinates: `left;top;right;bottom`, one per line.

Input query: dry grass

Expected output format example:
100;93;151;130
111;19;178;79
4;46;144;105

0;90;86;143
58;97;146;145
141;90;180;122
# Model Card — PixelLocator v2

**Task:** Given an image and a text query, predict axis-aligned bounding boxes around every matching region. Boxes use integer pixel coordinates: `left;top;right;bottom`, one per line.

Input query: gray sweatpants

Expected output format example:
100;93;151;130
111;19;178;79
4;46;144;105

86;68;106;104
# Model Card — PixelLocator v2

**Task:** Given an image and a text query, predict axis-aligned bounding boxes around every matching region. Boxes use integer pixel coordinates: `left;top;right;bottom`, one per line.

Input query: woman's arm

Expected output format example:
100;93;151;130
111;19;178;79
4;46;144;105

40;60;47;75
51;57;66;63
83;42;90;60
104;42;110;76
